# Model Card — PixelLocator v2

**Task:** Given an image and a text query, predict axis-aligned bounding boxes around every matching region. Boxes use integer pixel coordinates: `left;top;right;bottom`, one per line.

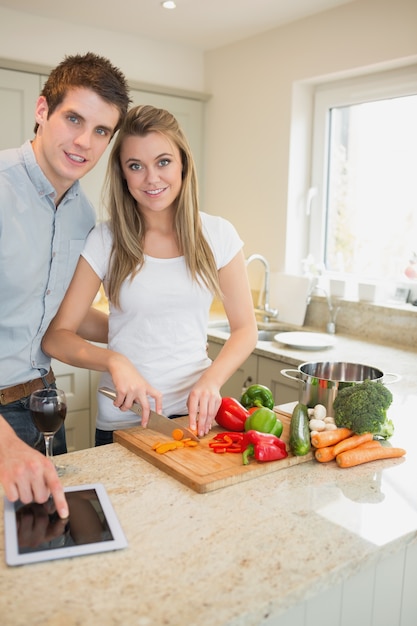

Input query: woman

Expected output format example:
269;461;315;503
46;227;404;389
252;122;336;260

43;105;257;442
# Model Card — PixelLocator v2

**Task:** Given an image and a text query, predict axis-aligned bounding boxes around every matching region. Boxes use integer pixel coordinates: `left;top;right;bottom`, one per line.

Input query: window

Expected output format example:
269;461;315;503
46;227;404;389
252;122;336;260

309;66;417;289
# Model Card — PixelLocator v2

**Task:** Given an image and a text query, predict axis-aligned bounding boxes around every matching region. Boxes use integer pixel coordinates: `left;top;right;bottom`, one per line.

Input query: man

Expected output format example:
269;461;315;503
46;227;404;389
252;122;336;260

0;53;131;464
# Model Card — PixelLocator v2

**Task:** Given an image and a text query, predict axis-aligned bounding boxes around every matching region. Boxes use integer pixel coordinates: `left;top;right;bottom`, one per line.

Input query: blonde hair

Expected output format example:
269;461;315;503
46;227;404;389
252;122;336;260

103;104;221;308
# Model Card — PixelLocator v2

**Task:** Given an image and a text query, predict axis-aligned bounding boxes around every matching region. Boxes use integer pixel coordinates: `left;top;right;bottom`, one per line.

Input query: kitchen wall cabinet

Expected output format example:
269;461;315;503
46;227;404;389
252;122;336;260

207;339;299;406
0;67;42;149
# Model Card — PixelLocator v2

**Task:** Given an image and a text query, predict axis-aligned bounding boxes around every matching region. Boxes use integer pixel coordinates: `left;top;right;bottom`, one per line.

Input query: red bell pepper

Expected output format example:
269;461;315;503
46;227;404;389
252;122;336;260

215;397;249;432
242;430;288;465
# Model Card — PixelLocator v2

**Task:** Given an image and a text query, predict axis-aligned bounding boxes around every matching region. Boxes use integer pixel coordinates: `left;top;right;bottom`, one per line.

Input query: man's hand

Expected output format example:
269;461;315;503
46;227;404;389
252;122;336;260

0;416;69;518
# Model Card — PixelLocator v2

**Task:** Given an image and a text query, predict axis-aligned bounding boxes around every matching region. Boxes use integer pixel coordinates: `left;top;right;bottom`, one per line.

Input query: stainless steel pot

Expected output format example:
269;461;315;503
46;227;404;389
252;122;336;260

281;361;400;416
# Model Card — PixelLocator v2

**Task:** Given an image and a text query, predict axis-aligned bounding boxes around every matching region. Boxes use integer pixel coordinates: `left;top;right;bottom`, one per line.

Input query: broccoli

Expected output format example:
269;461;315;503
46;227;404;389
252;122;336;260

333;379;394;439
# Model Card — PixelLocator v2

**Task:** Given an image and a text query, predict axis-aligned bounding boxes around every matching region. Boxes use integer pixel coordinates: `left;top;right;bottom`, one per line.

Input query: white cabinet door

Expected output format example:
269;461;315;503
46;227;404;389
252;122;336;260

52;360;92;450
208;341;258;399
65;409;91;453
0;68;41;149
257;355;300;406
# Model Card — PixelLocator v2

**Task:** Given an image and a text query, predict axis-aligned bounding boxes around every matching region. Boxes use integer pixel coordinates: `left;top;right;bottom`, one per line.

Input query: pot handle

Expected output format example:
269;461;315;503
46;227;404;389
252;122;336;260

382;372;401;384
280;369;301;382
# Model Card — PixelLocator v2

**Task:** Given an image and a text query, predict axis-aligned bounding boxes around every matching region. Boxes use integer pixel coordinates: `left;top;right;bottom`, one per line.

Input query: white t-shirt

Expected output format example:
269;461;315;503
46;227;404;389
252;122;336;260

82;212;243;430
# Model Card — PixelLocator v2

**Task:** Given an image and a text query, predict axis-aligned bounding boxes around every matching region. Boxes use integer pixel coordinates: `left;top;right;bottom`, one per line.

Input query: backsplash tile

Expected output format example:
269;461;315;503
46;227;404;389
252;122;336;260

304;297;417;349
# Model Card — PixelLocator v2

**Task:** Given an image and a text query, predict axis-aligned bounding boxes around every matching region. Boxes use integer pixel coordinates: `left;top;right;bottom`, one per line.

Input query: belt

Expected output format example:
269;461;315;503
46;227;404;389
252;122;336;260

0;369;56;405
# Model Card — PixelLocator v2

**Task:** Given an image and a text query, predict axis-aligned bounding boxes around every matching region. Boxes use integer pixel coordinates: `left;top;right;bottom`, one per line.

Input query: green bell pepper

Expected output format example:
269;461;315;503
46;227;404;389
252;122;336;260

240;384;274;410
244;407;283;438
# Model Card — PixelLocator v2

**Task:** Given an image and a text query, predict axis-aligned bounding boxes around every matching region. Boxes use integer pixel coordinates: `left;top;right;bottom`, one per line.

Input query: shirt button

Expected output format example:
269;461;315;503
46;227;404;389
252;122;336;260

46;289;51;295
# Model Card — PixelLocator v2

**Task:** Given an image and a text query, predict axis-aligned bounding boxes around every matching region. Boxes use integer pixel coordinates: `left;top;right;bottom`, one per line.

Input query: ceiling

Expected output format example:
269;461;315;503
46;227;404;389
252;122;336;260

1;0;353;51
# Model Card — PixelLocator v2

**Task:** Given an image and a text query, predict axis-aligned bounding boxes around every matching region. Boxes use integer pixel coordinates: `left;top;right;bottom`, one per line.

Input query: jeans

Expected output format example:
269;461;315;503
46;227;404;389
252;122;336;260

1;387;67;455
95;429;114;446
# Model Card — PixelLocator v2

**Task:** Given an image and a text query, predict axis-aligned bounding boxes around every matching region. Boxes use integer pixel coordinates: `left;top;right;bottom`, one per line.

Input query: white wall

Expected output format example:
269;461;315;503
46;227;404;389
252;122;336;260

203;0;417;273
0;7;204;92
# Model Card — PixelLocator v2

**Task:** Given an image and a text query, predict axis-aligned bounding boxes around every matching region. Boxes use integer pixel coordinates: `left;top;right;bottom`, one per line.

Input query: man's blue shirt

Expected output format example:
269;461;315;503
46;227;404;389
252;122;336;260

0;140;96;387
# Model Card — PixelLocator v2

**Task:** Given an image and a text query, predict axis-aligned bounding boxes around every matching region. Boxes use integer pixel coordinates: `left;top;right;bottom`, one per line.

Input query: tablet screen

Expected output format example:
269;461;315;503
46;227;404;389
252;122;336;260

4;483;128;566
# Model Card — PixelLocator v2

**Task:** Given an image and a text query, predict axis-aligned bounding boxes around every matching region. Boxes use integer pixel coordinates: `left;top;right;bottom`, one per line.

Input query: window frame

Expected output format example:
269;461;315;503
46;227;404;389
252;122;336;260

308;64;417;278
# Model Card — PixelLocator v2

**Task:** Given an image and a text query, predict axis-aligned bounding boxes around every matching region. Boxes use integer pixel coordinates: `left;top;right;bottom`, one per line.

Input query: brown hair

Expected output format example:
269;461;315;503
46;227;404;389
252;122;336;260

34;52;131;133
103;104;221;308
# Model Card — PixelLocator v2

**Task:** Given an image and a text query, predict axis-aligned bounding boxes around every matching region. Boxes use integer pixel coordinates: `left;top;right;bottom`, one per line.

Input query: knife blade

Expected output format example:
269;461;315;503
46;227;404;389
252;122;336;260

98;387;199;441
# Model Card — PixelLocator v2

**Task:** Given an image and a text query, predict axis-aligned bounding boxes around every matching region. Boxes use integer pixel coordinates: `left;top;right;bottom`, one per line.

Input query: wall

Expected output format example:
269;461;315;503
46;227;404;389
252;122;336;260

203;0;417;274
0;6;204;92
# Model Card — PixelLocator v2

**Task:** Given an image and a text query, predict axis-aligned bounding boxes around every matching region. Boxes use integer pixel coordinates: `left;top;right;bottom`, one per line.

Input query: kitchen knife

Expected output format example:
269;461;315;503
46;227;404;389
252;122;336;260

98;387;199;441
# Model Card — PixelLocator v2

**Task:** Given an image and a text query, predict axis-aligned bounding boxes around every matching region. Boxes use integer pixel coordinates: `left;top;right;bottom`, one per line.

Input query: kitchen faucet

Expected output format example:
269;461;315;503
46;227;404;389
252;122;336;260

306;285;340;334
245;254;279;322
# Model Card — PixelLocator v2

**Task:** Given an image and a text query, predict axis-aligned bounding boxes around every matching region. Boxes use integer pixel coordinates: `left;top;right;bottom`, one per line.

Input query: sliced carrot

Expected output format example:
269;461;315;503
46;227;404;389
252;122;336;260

184;440;199;447
151;441;162;450
311;428;353;449
332;432;374;456
155;441;184;454
172;428;184;441
336;446;406;468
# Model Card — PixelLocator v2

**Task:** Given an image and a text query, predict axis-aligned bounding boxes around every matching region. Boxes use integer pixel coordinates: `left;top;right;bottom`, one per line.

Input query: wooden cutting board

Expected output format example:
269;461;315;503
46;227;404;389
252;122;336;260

113;409;313;493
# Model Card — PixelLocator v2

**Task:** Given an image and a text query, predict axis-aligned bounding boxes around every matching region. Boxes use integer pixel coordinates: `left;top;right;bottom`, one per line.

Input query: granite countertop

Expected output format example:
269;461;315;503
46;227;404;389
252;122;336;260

1;329;417;625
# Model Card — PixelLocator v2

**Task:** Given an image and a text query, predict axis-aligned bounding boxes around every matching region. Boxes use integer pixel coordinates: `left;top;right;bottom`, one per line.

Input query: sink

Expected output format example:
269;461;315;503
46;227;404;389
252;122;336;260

207;323;279;342
257;330;278;341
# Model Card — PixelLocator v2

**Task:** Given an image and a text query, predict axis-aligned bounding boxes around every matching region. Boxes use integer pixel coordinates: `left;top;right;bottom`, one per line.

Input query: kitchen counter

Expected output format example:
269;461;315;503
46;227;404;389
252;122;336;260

1;331;417;625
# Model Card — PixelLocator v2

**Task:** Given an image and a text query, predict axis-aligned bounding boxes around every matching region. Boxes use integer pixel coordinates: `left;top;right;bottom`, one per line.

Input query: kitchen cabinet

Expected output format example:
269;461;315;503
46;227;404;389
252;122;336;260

207;339;299;405
52;360;92;451
207;341;258;398
257;354;299;406
0;67;42;149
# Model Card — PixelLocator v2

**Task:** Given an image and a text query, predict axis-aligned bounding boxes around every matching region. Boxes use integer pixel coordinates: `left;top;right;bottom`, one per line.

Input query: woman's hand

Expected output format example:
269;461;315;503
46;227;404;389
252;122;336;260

107;354;163;427
187;381;222;437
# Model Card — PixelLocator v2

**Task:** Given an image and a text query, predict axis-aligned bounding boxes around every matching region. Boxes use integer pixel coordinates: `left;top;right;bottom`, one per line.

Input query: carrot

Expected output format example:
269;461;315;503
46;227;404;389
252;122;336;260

353;440;382;451
172;428;184;441
311;428;353;449
315;438;381;463
332;432;374;456
315;445;337;463
336;446;406;468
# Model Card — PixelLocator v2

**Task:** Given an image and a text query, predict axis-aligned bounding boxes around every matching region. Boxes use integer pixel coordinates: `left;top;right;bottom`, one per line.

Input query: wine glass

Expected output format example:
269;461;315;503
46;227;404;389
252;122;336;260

29;388;67;476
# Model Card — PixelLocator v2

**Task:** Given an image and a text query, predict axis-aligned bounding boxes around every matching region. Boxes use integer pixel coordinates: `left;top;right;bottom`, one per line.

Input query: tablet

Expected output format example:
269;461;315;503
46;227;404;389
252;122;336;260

4;483;128;566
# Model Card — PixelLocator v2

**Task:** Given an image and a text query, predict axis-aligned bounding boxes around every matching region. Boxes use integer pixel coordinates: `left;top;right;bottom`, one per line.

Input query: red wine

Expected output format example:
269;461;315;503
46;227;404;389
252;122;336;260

31;407;66;434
